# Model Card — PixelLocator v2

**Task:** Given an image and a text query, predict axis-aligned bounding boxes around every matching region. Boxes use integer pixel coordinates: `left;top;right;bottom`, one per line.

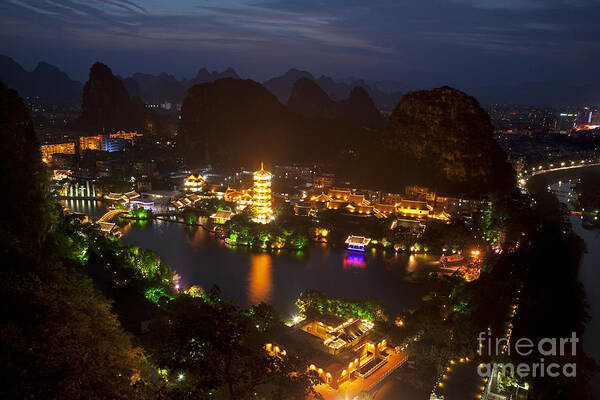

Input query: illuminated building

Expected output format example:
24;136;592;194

223;187;253;210
183;174;205;192
395;200;431;218
252;163;273;224
268;314;393;389
310;193;333;203
51;169;71;180
102;136;126;152
170;194;202;210
556;112;577;134
373;203;395;216
329;188;351;201
210;209;234;224
79;135;103;151
40;141;76;162
110;130;143;142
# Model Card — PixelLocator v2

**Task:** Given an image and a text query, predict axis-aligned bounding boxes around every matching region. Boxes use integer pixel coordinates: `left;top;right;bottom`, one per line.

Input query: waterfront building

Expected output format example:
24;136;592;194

210;210;234;224
105;190;140;203
130;200;154;210
268;314;394;390
252;163;274;224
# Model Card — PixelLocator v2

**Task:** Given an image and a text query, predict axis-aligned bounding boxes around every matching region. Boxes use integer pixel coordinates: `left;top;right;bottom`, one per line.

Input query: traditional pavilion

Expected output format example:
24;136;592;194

183;174;205;192
345;236;371;251
267;314;392;389
252;163;274;224
210;209;234;224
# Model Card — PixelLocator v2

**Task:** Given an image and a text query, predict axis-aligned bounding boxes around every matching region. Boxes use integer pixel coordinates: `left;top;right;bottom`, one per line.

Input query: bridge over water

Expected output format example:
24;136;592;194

97;209;130;223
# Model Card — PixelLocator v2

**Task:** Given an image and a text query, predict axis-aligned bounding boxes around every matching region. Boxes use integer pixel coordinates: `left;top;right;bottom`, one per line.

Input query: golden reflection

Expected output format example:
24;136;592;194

187;225;206;248
120;223;132;235
407;254;417;273
248;254;272;305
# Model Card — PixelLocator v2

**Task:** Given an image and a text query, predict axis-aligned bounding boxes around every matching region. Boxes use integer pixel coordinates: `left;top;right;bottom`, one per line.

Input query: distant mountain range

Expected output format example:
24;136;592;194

0;55;82;103
122;67;240;104
1;54;598;107
263;68;405;109
287;78;384;129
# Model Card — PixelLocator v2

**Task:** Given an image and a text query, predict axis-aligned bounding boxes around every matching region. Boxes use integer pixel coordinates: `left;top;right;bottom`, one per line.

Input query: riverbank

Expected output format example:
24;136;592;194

549;179;600;395
527;167;600;398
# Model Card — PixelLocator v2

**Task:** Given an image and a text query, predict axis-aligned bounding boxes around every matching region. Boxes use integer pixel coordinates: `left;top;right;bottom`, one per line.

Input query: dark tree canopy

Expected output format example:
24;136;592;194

0;81;153;399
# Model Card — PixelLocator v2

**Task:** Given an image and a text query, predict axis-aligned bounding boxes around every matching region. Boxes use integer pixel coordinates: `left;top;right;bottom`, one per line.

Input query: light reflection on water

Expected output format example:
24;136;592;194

248;254;272;305
60;199;107;219
343;252;366;269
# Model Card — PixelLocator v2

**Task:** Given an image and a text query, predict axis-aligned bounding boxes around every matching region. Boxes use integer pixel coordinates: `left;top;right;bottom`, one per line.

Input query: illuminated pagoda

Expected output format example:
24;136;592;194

252;162;274;224
184;174;205;192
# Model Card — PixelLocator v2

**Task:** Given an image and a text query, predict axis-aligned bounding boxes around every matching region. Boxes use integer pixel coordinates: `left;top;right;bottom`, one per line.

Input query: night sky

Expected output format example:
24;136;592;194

1;0;599;87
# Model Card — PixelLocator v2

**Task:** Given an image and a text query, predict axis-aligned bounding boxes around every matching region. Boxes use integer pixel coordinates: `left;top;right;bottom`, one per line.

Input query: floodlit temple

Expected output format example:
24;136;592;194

183;174;205;192
252;163;274;224
267;314;397;390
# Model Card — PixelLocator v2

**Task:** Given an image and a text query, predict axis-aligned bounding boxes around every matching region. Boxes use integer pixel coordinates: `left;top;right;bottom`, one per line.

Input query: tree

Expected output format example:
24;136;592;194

0;82;155;399
246;302;279;334
151;295;316;399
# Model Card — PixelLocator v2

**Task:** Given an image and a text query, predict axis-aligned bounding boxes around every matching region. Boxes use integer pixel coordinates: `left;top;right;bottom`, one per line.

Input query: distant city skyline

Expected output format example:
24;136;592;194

2;0;600;89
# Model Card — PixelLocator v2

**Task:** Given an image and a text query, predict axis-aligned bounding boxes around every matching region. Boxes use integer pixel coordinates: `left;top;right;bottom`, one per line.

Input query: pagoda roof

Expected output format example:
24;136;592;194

211;210;234;220
311;192;333;202
254;162;272;177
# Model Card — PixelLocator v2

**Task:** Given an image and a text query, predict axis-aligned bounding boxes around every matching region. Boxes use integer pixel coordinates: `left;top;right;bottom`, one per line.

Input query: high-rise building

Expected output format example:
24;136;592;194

79;135;103;151
576;107;600;130
556;112;577;134
40;141;76;162
252;163;273;224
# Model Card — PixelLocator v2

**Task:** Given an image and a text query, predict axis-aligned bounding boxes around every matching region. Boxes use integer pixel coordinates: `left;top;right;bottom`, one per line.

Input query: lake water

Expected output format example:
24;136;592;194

62;199;436;318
